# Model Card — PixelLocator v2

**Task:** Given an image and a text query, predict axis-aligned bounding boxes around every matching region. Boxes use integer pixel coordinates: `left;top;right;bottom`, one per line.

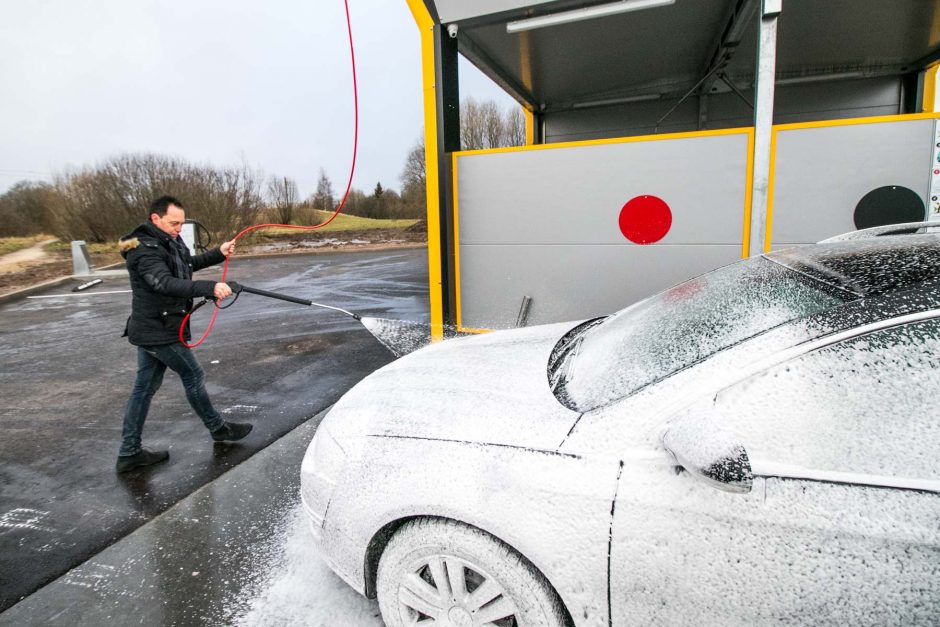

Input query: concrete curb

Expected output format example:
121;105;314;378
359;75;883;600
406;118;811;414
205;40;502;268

0;276;79;305
0;244;427;306
0;262;128;306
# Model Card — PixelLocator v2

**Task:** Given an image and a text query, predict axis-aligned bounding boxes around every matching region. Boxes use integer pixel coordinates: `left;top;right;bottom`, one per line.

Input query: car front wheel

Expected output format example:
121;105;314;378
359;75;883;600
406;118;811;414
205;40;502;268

377;518;568;627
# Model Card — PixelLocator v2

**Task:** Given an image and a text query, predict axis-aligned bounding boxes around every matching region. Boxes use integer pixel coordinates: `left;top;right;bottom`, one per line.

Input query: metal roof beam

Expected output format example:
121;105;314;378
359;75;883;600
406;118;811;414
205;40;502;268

699;0;759;96
913;45;940;71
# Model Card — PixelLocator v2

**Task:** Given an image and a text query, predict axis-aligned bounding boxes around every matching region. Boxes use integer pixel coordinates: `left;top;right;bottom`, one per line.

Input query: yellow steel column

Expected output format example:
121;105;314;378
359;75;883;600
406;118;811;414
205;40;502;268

924;63;939;112
524;109;535;145
406;0;444;341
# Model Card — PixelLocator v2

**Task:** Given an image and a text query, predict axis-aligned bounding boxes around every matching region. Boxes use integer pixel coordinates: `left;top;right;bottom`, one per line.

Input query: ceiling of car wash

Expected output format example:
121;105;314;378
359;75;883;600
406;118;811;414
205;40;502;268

428;0;940;113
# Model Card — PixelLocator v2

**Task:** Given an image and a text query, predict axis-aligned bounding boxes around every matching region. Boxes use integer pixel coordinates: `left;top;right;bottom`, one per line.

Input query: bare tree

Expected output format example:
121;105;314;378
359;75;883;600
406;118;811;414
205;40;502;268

0;181;58;237
460;97;488;150
400;138;426;219
481;100;503;149
313;168;335;212
267;175;299;224
47;153;265;243
504;107;527;147
460;97;526;150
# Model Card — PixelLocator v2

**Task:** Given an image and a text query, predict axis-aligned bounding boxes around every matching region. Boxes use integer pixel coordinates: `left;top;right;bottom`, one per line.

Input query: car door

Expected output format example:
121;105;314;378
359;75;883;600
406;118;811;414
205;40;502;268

609;315;940;626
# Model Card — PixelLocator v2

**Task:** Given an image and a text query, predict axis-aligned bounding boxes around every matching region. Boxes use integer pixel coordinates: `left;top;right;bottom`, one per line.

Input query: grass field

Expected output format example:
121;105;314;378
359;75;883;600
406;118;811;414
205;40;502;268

257;210;420;237
14;213;422;256
45;240;115;254
0;235;56;256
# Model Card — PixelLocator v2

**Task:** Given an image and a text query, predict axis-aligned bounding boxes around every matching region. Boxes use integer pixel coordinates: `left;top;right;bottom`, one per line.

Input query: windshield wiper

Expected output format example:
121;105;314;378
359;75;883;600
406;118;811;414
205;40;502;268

548;317;606;391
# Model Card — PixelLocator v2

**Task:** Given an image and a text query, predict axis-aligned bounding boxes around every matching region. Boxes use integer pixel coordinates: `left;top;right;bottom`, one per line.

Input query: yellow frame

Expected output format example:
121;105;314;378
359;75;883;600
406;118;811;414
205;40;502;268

524;109;536;145
923;63;939;113
764;112;940;251
451;126;756;333
406;0;445;342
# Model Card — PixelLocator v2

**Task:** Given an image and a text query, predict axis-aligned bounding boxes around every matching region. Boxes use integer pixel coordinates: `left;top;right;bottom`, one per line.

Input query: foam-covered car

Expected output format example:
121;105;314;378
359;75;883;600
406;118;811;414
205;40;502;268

302;223;940;626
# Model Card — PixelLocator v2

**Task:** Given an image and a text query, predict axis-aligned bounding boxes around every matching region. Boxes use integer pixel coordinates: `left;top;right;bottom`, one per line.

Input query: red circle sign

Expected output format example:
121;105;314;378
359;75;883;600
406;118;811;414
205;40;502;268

618;195;672;244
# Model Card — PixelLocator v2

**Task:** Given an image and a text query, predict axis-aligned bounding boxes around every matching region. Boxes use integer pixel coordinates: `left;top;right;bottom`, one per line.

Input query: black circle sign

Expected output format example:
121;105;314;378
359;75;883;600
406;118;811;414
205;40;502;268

854;186;926;230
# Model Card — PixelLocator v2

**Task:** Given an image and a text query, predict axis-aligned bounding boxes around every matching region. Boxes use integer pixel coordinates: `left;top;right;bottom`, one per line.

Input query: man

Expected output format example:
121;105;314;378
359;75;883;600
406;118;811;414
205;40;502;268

116;195;252;473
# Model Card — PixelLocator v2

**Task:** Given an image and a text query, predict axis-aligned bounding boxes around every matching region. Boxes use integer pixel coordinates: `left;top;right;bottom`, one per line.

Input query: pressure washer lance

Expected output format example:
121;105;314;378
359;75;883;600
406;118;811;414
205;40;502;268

190;281;431;358
229;281;360;319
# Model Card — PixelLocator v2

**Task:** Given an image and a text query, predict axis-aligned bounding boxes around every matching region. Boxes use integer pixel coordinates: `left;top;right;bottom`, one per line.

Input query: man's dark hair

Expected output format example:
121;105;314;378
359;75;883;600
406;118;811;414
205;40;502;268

149;195;185;218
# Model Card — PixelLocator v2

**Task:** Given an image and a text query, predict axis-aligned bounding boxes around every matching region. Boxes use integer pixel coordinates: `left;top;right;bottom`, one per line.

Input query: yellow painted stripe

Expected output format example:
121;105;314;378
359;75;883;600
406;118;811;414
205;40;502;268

763;126;779;253
454;125;753;158
406;0;444;342
741;127;755;258
524;109;535;145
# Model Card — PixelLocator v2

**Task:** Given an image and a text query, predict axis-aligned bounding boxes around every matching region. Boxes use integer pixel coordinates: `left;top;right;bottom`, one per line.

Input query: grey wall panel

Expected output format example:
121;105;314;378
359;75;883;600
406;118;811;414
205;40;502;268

456;132;750;246
545;98;700;143
707;77;902;128
458;244;742;328
771;77;902;123
546;77;902;142
769;118;932;246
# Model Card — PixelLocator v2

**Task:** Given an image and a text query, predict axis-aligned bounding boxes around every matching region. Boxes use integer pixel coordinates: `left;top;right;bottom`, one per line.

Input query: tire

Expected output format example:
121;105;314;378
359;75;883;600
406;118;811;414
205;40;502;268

377;518;569;627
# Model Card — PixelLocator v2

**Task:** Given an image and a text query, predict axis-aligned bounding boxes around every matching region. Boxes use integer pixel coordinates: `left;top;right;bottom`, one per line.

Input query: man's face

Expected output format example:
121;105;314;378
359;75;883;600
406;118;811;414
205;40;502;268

150;205;185;238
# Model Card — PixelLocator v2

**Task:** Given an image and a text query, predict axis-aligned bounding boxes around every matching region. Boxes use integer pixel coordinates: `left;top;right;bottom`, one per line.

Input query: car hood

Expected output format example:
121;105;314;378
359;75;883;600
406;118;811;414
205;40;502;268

326;321;582;450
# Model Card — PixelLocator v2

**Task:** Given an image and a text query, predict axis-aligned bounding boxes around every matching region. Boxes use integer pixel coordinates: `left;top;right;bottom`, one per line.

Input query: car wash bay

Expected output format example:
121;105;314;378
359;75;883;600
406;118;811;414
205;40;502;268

0;248;428;616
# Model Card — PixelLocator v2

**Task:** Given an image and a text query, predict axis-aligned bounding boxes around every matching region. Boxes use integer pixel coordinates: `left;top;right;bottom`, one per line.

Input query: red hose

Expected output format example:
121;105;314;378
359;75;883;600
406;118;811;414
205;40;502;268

181;0;359;348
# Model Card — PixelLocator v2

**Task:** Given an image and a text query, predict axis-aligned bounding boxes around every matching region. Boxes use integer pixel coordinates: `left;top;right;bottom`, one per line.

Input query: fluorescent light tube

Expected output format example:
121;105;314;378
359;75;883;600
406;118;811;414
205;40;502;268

572;93;661;108
507;0;676;33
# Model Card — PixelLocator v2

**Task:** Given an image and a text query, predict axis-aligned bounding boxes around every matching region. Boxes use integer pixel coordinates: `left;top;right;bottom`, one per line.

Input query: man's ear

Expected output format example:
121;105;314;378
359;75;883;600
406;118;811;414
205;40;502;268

149;213;159;224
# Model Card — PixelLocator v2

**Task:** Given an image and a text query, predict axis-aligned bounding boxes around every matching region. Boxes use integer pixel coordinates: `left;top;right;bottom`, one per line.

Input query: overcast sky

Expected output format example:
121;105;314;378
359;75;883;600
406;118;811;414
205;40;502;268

0;0;514;198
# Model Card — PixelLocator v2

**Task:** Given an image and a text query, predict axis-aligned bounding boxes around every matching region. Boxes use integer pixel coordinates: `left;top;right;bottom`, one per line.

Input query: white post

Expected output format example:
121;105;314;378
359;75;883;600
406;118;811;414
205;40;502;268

70;240;94;275
749;0;781;257
181;222;197;255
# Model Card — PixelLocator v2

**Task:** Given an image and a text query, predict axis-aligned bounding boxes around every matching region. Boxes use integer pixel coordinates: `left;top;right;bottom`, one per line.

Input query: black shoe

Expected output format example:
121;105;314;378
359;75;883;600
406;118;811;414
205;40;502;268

211;421;253;442
116;448;169;473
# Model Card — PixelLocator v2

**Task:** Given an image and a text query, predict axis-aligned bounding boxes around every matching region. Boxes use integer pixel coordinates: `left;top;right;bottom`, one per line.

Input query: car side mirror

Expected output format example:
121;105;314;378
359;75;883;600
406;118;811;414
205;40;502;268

661;413;753;493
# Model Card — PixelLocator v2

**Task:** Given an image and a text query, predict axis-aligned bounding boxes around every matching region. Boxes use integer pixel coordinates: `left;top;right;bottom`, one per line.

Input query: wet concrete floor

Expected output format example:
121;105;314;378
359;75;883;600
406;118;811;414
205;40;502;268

0;248;428;612
0;409;384;626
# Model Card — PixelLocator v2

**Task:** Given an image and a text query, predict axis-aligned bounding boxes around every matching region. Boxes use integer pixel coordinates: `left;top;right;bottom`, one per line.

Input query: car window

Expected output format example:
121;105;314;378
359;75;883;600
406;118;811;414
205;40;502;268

556;256;850;411
713;318;940;480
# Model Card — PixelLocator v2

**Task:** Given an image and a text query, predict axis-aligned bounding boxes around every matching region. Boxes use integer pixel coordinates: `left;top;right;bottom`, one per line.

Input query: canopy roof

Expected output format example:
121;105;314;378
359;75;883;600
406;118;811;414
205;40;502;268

427;0;940;113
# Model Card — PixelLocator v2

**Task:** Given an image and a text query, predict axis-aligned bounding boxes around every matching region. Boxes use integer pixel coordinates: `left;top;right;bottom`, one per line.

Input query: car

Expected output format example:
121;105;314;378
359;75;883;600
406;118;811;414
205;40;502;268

301;222;940;626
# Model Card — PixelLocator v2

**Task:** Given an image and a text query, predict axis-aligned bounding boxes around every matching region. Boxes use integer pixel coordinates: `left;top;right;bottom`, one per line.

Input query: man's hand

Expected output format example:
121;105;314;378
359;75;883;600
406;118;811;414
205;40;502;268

220;239;236;258
214;282;233;301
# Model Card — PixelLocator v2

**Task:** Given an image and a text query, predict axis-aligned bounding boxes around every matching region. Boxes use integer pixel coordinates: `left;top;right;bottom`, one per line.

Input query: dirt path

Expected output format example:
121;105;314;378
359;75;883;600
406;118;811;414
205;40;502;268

0;238;58;273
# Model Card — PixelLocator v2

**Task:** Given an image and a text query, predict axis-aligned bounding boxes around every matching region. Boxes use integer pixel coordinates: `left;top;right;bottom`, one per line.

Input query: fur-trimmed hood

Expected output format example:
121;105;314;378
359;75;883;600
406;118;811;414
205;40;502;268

119;222;171;259
118;237;140;253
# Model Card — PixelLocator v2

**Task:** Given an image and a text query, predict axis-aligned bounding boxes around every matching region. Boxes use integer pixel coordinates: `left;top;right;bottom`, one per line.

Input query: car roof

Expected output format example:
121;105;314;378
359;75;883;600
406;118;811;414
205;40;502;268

765;234;940;298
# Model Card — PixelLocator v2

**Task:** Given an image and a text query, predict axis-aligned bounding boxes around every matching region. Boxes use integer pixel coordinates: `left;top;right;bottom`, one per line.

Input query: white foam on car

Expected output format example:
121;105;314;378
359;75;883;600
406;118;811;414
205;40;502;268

359;316;434;357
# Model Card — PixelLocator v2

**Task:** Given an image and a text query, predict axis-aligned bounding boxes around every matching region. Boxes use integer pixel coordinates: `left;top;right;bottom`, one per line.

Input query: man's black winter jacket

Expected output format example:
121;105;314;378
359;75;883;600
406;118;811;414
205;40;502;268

120;221;225;346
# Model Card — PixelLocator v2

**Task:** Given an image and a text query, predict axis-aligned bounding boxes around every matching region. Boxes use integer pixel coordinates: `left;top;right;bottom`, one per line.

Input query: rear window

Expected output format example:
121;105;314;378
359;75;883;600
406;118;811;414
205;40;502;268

554;256;850;411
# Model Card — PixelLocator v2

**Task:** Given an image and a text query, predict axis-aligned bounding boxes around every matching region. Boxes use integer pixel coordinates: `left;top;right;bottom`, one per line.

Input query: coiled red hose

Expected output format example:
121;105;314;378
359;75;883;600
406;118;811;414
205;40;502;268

181;0;359;348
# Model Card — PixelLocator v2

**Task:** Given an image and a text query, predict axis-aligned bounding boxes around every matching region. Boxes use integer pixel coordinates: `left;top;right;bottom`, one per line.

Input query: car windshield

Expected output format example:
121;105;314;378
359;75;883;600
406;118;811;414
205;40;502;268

554;256;852;411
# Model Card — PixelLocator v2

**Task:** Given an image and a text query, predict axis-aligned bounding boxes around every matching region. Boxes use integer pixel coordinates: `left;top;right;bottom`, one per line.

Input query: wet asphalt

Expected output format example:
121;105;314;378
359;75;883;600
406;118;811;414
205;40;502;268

0;248;429;614
0;409;384;626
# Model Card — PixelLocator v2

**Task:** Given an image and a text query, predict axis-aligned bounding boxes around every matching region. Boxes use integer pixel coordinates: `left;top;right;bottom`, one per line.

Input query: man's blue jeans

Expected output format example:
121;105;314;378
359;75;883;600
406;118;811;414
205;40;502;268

119;343;225;457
